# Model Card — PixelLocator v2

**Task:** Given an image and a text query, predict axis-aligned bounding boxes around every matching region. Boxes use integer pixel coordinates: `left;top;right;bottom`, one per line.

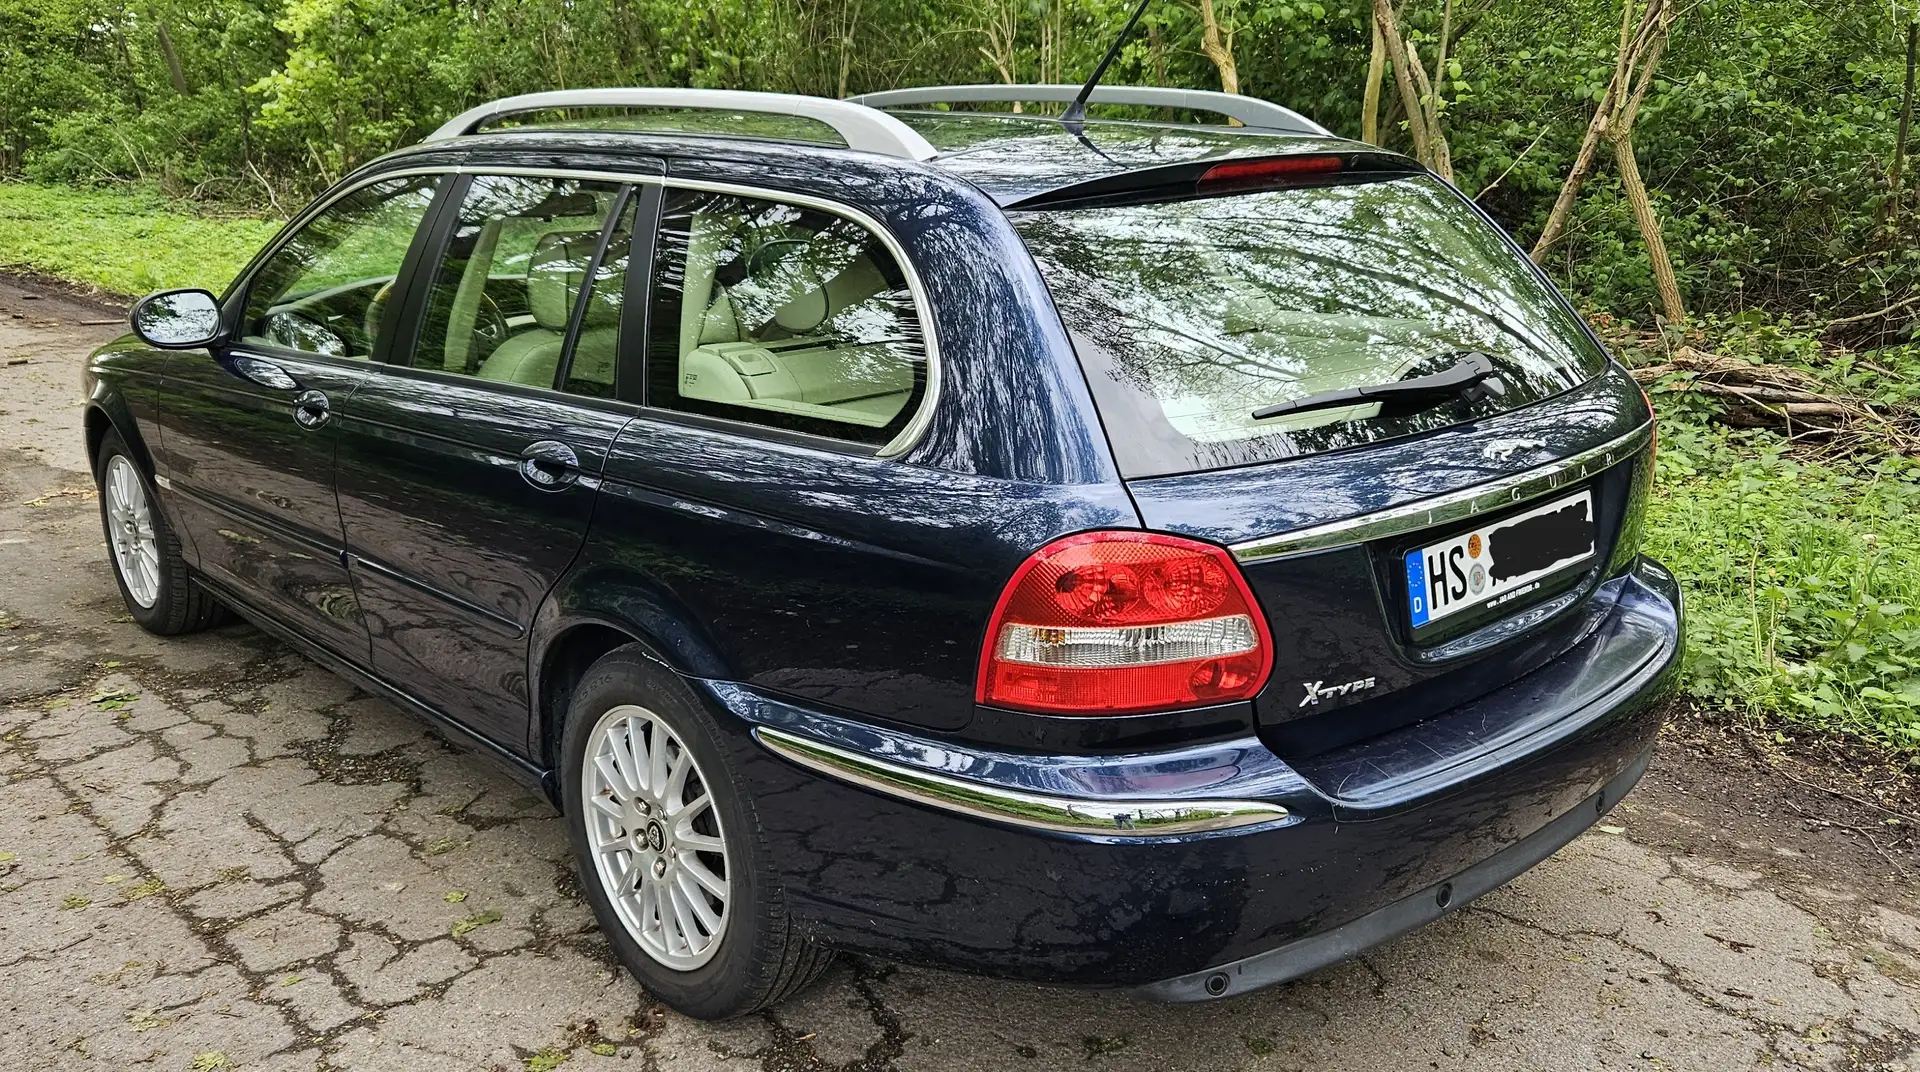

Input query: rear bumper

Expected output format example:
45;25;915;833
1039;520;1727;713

1137;746;1651;1000
700;557;1682;993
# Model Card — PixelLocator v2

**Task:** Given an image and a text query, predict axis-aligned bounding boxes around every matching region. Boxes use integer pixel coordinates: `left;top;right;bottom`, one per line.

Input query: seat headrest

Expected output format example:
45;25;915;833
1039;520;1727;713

527;229;619;331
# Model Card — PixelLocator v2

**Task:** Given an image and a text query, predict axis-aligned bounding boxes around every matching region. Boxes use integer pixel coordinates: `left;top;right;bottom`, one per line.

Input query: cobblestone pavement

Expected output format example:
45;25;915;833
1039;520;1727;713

2;275;1917;1071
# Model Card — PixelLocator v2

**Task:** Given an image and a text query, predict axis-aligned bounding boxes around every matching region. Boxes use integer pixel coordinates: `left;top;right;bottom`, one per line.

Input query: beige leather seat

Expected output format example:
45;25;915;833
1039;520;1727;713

674;214;913;424
477;230;620;389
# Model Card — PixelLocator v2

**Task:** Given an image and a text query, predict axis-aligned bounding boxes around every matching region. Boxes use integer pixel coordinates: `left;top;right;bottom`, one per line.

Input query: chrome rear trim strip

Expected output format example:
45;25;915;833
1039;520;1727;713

1230;423;1653;563
754;727;1290;838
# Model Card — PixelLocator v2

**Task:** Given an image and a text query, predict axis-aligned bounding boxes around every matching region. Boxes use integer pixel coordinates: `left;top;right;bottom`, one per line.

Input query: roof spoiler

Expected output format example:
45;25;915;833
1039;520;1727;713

1002;150;1421;210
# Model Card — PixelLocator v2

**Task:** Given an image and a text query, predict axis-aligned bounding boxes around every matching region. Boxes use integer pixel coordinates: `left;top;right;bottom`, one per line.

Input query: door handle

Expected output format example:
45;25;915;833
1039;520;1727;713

232;355;299;390
293;389;331;429
519;440;580;490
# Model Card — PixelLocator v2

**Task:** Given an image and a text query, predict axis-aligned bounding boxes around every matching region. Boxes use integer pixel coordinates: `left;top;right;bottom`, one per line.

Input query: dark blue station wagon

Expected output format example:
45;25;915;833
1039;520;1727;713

83;86;1681;1019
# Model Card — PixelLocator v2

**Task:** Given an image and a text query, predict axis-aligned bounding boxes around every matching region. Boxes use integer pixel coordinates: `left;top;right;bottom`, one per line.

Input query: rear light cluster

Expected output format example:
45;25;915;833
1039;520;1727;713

977;532;1274;716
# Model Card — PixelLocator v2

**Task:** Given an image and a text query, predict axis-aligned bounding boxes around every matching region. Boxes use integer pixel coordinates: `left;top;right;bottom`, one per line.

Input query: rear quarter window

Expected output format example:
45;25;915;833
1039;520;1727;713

1012;176;1608;477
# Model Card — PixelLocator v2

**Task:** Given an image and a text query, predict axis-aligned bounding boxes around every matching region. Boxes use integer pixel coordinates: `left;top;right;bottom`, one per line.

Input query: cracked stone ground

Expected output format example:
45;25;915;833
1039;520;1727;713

2;274;1917;1072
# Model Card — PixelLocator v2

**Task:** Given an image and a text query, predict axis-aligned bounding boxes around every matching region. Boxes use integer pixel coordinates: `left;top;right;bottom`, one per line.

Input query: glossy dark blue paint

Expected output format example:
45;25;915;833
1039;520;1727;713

79;114;1684;996
685;561;1678;983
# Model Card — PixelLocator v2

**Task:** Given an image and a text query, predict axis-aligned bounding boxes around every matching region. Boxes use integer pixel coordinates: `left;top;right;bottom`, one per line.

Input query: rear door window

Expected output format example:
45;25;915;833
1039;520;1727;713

410;175;628;396
644;189;927;446
1012;175;1608;477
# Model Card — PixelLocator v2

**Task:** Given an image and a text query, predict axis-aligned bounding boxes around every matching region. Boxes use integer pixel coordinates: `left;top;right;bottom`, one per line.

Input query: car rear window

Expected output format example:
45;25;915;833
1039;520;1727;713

1012;175;1608;477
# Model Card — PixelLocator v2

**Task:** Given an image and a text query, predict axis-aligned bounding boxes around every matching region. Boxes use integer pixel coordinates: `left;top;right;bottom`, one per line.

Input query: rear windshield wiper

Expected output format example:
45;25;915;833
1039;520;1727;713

1251;351;1505;421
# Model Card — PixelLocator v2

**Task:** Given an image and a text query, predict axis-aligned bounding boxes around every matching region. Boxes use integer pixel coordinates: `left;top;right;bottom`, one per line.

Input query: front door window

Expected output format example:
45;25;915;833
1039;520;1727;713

240;174;441;359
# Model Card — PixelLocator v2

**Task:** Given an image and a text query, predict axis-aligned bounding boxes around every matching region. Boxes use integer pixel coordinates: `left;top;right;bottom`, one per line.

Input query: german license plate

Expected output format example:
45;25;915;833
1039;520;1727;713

1404;490;1595;628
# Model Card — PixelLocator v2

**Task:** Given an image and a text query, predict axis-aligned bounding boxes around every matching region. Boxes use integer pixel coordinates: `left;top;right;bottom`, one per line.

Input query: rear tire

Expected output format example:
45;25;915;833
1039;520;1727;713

93;430;226;636
560;644;832;1019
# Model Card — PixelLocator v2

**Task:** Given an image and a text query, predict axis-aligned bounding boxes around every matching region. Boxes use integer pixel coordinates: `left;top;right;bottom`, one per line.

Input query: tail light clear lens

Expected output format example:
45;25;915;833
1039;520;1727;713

977;531;1274;715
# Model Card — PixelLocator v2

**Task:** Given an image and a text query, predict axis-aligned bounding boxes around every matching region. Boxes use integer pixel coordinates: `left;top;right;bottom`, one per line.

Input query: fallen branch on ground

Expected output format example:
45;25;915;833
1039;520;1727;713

1627;346;1920;453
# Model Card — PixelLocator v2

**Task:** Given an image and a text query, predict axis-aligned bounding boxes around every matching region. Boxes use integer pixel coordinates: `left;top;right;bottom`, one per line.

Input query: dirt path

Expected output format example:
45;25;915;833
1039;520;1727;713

1;272;1916;1071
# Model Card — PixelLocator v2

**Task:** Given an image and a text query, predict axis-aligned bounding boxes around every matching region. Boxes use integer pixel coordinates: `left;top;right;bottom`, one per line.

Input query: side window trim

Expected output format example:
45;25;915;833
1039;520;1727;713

217;167;455;352
553;184;635;393
210;164;940;456
637;184;935;454
378;173;473;368
618;184;665;408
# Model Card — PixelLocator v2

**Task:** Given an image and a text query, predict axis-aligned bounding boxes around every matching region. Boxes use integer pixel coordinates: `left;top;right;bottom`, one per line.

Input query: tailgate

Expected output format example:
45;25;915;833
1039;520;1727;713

1124;366;1655;759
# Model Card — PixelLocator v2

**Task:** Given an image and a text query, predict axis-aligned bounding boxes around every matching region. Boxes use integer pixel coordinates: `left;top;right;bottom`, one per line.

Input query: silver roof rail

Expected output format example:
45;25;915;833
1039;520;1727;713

847;84;1332;137
424;88;940;161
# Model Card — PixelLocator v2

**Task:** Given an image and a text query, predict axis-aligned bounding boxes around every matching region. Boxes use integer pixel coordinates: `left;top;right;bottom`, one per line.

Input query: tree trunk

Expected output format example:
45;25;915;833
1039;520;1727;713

1530;0;1651;261
1888;20;1917;223
1610;129;1686;324
111;23;145;110
156;21;188;95
978;4;1021;110
1406;40;1453;181
1373;0;1431;165
1361;17;1386;146
1197;0;1240;105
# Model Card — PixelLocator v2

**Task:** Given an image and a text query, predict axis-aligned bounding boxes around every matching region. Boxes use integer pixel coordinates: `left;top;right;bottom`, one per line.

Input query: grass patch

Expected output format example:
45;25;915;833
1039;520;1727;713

1636;319;1920;753
0;181;281;297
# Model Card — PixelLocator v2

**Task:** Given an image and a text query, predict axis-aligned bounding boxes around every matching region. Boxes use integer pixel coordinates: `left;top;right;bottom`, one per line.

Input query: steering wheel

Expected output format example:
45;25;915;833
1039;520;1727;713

469;294;511;367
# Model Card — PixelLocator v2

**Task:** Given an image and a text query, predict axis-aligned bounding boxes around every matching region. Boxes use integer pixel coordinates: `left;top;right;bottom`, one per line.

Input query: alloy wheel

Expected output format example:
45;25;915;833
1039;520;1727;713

102;454;161;609
581;704;732;970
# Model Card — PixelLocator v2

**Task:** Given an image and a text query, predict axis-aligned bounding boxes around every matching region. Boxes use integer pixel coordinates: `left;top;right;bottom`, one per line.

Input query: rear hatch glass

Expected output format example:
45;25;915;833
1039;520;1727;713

1012;175;1608;477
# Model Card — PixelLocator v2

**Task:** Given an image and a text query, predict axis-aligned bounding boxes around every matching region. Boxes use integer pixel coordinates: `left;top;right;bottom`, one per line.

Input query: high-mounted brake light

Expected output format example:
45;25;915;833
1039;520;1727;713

1199;155;1344;192
977;531;1274;716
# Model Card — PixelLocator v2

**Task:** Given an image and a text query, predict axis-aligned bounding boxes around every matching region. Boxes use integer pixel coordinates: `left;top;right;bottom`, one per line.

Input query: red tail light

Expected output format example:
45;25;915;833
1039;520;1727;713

1199;155;1343;192
977;531;1274;716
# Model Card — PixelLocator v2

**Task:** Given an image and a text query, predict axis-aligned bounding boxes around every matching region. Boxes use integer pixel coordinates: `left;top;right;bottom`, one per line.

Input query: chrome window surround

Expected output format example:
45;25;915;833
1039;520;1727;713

1229;422;1655;563
755;726;1292;838
226;164;943;459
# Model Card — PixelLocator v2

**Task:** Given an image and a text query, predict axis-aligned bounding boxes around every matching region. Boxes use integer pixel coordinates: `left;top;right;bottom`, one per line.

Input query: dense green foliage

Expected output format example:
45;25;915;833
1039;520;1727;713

0;0;1913;327
1639;327;1920;750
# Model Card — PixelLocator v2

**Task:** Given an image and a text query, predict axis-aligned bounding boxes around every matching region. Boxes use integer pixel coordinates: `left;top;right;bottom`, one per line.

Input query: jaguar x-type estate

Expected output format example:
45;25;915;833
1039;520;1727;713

83;83;1680;1019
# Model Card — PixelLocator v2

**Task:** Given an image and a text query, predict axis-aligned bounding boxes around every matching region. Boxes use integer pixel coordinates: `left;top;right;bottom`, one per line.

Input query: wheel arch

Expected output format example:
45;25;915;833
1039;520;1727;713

84;399;155;475
528;566;734;797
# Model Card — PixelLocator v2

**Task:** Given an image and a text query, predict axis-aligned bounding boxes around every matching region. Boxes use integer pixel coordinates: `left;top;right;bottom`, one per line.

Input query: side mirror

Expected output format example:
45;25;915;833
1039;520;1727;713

130;289;223;349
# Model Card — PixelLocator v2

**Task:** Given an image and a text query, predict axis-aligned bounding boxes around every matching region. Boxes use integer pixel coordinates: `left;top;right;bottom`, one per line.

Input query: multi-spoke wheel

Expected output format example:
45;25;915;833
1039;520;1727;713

102;454;161;608
560;644;833;1019
583;704;732;970
92;429;226;635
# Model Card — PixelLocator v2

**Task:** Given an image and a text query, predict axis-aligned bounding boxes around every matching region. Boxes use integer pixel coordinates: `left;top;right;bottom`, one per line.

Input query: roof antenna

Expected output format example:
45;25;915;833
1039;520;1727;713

1060;0;1154;136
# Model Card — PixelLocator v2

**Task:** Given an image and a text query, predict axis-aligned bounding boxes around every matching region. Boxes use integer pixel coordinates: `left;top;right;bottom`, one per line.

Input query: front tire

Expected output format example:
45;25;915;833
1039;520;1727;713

93;430;225;635
560;644;832;1018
